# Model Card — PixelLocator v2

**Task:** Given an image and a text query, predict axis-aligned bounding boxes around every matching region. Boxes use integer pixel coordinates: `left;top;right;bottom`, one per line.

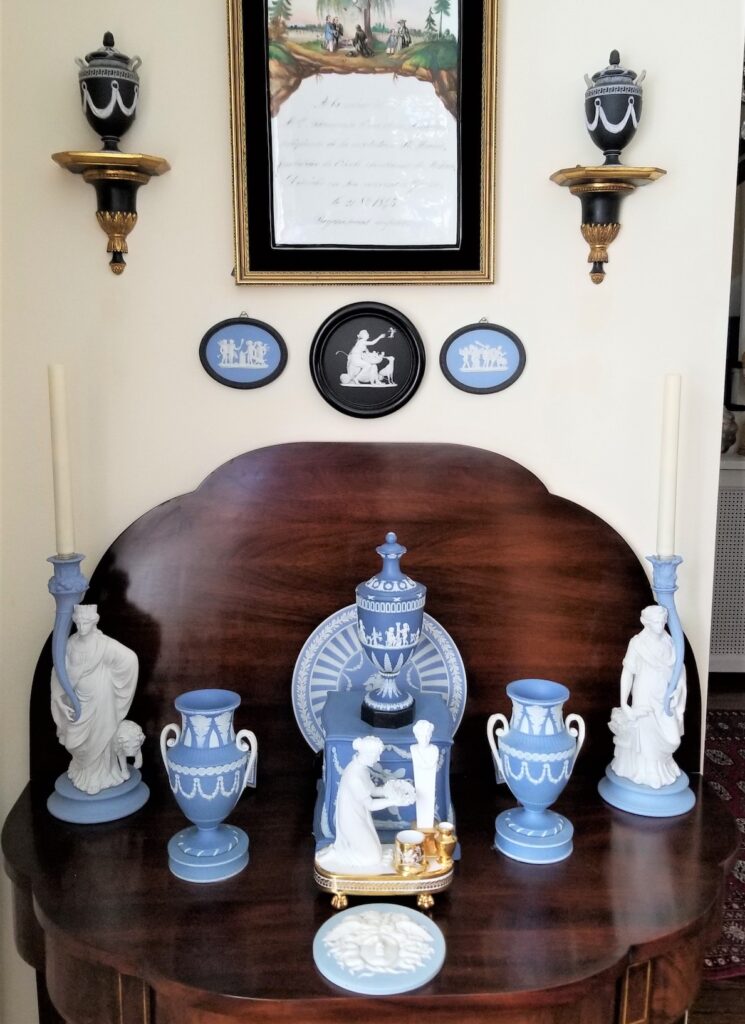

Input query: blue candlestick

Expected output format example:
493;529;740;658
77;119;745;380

47;553;89;721
646;555;684;716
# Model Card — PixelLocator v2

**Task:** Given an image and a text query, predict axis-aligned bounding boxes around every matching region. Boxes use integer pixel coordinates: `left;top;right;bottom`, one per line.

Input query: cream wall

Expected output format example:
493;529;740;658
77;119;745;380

2;2;743;1020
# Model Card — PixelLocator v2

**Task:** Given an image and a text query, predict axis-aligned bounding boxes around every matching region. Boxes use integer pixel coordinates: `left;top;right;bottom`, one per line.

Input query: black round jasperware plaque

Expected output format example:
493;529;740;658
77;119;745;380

309;303;425;418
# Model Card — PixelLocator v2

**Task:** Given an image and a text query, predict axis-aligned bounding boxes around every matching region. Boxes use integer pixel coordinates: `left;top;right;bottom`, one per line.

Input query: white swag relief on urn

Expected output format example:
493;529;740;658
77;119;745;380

322;909;436;977
80;80;138;121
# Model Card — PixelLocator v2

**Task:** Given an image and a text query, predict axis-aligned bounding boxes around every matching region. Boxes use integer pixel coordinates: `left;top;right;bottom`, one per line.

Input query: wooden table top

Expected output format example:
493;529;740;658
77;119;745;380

3;770;736;1021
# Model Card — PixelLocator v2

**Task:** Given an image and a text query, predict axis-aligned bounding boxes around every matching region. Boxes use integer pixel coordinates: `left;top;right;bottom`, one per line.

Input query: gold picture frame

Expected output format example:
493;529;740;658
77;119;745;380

227;0;498;285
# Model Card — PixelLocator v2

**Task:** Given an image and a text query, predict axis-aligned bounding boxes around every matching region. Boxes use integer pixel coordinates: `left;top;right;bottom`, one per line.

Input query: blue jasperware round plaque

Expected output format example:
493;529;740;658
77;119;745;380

313;903;445;995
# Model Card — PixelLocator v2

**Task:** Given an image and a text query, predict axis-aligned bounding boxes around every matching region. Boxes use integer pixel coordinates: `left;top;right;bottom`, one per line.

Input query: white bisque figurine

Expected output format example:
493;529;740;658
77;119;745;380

411;719;438;829
608;605;687;788
51;604;144;795
316;735;416;873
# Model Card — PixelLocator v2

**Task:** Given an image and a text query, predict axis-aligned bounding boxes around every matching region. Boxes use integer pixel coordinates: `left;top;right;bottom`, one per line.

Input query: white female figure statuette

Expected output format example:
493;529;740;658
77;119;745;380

50;604;143;794
410;719;438;828
608;604;686;788
316;735;415;873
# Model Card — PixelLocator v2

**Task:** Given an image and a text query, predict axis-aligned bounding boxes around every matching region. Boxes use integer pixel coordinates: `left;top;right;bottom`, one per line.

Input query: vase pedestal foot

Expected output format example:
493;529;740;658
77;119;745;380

167;824;249;883
47;769;149;824
598;766;695;817
494;808;574;864
360;694;416;729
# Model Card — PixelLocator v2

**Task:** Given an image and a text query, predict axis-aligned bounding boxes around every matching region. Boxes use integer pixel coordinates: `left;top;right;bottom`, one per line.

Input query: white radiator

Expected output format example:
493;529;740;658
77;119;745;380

710;455;745;671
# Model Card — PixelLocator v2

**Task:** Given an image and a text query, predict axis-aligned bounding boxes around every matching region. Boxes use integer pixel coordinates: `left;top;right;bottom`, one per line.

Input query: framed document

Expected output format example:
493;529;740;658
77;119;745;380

228;0;498;284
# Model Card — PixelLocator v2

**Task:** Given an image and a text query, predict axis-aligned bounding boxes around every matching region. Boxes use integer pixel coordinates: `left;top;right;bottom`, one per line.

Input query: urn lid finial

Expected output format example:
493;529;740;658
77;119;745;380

82;31;138;70
375;532;408;580
588;49;640;87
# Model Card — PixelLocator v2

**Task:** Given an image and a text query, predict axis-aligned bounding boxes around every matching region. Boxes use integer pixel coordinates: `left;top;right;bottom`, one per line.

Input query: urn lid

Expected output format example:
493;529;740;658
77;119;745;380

587;50;641;89
81;32;139;71
357;531;424;595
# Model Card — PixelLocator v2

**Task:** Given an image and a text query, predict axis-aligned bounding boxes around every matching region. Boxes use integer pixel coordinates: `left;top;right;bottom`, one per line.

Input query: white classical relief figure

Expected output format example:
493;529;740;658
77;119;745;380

322;909;435;976
411;719;438;828
50;604;142;795
608;605;686;788
316;735;415;873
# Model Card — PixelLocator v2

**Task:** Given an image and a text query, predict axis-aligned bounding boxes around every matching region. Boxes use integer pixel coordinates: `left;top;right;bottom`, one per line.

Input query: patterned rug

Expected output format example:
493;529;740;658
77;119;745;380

703;709;745;979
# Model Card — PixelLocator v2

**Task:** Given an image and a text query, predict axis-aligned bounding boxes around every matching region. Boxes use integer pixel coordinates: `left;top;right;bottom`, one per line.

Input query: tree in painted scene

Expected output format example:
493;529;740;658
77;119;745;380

269;0;293;39
433;0;450;37
270;0;293;18
424;8;437;38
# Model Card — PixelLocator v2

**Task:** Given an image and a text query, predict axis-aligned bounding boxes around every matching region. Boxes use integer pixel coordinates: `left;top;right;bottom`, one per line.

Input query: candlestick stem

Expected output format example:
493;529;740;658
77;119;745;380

47;554;89;721
646;554;684;715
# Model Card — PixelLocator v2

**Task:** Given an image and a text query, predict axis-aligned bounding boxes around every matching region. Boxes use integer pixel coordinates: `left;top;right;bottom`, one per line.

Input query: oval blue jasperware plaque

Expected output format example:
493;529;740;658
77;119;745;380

440;322;526;395
199;316;287;389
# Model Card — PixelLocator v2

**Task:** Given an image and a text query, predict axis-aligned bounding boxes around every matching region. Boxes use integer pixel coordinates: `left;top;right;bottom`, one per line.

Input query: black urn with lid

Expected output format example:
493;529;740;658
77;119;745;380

76;32;141;150
584;50;645;165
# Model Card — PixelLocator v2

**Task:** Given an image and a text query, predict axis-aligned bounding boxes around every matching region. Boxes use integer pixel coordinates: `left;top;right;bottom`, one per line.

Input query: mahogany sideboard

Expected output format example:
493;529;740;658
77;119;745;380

2;443;737;1024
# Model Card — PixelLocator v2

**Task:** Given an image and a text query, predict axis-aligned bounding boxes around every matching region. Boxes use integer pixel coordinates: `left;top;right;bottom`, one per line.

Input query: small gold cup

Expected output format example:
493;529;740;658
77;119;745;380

394;829;427;876
417;826;439;858
435;821;457;865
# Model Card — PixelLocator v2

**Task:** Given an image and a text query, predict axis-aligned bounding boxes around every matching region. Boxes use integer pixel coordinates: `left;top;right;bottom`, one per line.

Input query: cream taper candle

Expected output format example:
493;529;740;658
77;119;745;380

656;374;681;558
48;365;76;555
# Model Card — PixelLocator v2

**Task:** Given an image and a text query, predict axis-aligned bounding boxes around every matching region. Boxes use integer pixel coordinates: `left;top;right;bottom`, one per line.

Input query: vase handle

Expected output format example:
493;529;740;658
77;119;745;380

565;713;586;772
160;723;180;769
486;713;509;784
236;729;258;790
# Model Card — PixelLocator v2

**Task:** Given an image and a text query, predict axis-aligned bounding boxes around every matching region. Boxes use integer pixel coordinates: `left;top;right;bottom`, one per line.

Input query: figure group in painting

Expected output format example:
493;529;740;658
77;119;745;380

324;15;344;52
319;12;411;59
352;24;374;57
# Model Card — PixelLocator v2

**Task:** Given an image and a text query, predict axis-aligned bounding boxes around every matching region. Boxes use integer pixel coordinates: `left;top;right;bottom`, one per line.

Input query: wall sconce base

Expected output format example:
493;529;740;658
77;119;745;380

550;165;665;284
52;150;170;274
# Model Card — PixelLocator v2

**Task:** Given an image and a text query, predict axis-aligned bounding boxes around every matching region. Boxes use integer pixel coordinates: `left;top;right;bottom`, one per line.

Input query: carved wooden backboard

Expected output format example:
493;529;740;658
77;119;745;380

29;443;700;790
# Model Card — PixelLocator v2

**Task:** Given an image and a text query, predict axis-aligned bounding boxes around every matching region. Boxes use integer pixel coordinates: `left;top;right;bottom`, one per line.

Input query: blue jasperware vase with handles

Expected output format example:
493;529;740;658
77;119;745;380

160;689;257;883
487;679;585;864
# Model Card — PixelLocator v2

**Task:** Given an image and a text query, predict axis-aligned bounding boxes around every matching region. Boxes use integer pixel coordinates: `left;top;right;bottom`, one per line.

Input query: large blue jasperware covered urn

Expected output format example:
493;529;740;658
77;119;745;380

161;688;257;883
487;679;585;864
356;532;426;729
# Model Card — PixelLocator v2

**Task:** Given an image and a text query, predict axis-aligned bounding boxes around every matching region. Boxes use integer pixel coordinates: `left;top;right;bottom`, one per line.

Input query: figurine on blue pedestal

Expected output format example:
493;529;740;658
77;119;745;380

411;719;438;828
48;603;149;823
609;604;686;786
316;735;416;874
599;553;695;817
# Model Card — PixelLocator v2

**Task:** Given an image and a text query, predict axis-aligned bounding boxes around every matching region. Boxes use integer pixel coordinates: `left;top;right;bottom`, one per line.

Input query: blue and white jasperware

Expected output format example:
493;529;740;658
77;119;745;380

487;679;585;864
293;606;466;752
312;903;446;995
161;689;257;883
356;532;426;728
